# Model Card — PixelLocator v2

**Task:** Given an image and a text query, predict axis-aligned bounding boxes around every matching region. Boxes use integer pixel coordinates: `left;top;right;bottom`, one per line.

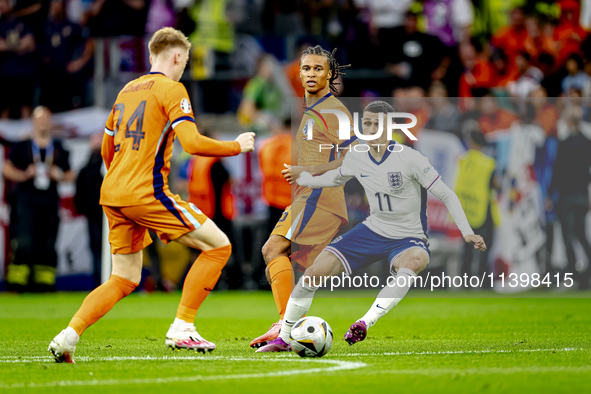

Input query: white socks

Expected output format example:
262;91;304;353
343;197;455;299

360;268;417;328
279;277;318;343
172;317;194;331
64;327;80;346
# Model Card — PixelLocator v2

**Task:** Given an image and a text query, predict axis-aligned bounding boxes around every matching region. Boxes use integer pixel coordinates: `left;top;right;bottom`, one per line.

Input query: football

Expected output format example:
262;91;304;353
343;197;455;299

289;316;333;358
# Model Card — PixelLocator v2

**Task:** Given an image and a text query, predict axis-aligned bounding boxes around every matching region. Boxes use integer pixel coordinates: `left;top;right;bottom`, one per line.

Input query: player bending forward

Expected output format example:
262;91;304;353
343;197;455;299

48;27;255;363
257;101;486;352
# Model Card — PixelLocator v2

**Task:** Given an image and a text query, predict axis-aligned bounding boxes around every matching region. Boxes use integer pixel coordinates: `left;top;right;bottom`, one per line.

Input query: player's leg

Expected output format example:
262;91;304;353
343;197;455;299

250;206;293;348
48;206;149;363
117;196;230;352
252;205;344;348
346;245;429;345
166;218;232;352
256;250;344;352
49;252;143;363
262;235;294;318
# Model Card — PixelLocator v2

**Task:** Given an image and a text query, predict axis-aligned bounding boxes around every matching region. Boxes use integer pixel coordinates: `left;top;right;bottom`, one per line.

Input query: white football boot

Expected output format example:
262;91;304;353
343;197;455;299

48;328;79;363
165;324;216;353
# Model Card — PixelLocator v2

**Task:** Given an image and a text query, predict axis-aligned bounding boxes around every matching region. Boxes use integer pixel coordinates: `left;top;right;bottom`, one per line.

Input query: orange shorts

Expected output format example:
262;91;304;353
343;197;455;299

271;202;346;268
103;194;208;254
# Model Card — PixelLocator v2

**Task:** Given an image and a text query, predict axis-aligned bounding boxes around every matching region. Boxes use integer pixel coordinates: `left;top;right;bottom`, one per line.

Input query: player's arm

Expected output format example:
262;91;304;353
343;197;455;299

296;154;355;189
428;179;486;251
2;160;35;182
408;149;485;251
174;121;254;156
296;168;351;189
166;83;254;156
282;157;344;184
101;110;116;170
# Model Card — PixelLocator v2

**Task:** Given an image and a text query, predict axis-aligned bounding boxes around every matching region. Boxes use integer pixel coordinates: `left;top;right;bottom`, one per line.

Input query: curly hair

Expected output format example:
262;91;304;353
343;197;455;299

300;45;350;94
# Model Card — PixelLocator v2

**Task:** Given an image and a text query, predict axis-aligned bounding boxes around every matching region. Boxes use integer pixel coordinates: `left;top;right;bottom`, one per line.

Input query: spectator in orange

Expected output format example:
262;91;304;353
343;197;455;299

554;0;587;67
538;18;561;61
458;41;493;111
523;15;561;64
507;52;543;97
477;92;520;136
491;7;527;63
490;49;519;88
258;118;292;234
532;87;559;137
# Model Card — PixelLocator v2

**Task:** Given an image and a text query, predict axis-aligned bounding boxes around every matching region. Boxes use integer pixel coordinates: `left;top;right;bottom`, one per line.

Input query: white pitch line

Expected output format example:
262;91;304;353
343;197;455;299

341;347;585;357
0;355;342;363
0;347;585;363
0;358;366;389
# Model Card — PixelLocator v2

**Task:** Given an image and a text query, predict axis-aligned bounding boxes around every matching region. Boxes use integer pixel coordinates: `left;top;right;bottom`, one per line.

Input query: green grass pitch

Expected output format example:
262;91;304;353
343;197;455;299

1;291;590;393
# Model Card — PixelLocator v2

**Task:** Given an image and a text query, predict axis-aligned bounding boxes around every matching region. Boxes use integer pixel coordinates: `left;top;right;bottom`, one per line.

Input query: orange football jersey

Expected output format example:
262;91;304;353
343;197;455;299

100;72;199;207
294;93;356;220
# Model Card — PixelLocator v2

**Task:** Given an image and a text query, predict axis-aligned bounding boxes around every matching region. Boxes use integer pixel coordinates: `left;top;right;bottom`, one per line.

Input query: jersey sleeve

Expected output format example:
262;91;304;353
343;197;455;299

406;148;441;190
174;121;241;157
338;150;356;178
164;82;196;129
102;108;116;169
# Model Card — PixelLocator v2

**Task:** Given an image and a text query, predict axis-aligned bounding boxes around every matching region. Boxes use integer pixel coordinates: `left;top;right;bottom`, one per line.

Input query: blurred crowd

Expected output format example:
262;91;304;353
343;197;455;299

2;0;591;292
2;1;591;117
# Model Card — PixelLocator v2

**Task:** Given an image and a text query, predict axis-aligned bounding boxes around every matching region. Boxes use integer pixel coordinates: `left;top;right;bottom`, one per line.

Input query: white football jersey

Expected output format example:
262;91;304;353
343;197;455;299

339;141;441;240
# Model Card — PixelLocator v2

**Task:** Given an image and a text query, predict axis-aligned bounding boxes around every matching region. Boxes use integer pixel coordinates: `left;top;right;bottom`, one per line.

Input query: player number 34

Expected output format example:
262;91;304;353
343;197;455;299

113;101;147;151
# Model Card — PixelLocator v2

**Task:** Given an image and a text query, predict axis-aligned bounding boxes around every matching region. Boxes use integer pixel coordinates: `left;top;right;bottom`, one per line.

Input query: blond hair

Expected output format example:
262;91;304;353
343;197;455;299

148;27;191;57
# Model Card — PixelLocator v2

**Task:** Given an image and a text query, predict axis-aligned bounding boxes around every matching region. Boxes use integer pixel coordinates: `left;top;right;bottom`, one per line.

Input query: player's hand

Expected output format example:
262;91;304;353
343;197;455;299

23;164;36;181
235;132;255;153
282;164;304;184
465;234;486;252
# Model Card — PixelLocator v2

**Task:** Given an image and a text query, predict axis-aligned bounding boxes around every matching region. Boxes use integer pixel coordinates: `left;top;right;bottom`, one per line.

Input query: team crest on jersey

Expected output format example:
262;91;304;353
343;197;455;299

388;172;403;189
331;235;343;244
180;98;192;114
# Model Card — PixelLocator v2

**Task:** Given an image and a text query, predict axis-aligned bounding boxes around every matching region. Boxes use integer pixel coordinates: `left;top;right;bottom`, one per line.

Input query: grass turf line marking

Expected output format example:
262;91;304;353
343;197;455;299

0;347;585;363
0;358;366;389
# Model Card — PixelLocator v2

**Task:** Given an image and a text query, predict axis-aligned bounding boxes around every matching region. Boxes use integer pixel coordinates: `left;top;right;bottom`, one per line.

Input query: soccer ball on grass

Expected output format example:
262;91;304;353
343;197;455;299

289;316;333;357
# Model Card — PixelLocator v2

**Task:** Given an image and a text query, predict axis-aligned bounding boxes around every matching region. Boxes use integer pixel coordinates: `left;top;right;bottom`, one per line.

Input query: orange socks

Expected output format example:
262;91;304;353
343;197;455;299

268;256;294;319
176;244;232;323
68;275;138;336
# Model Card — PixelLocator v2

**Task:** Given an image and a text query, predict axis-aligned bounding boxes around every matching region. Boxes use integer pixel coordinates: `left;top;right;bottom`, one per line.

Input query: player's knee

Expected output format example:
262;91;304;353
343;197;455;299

303;263;333;281
265;266;271;283
262;237;287;264
210;243;232;261
400;258;427;275
212;232;231;249
261;240;275;263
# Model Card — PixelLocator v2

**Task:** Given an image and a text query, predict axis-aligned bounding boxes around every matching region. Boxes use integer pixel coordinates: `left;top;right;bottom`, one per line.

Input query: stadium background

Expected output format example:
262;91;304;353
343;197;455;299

0;0;590;293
